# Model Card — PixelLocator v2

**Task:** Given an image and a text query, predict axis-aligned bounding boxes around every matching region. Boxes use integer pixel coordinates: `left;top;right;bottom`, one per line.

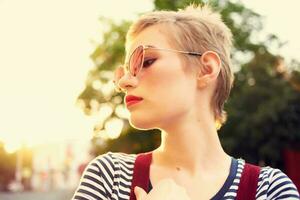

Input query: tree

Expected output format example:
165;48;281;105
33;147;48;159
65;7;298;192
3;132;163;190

76;18;161;155
0;142;16;191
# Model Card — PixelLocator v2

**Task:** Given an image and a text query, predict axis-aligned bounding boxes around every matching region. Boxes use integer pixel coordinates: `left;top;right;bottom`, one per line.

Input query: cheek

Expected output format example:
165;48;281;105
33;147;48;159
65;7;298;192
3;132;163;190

143;58;183;94
128;57;195;130
144;64;193;116
143;57;192;107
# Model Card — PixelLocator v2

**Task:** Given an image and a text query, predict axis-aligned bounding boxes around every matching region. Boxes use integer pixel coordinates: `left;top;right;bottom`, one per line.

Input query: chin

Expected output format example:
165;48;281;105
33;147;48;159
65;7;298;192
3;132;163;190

129;117;156;130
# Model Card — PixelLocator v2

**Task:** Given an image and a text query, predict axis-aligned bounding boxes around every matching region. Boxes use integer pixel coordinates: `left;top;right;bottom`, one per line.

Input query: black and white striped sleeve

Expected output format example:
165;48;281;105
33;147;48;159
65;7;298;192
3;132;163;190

71;153;115;200
257;167;300;199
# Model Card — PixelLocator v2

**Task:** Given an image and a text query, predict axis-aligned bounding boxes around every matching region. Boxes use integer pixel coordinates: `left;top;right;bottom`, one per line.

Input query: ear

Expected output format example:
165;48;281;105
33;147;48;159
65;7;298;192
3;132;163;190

197;51;221;89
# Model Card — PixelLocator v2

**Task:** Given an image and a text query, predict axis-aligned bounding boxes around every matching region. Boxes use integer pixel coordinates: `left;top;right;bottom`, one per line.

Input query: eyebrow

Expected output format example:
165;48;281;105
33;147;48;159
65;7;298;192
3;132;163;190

145;45;156;48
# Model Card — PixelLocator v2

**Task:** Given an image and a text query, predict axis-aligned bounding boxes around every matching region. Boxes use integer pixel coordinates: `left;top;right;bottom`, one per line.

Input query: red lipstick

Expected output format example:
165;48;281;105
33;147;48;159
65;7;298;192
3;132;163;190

125;95;143;107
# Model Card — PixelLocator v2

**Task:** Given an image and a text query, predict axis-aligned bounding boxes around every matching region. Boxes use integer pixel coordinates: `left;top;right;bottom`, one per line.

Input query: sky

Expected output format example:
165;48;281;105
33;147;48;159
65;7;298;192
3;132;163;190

0;0;299;151
243;0;300;61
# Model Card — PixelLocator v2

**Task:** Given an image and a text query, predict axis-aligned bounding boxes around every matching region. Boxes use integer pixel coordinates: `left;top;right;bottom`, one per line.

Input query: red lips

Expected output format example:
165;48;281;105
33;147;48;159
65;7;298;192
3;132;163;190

125;95;143;107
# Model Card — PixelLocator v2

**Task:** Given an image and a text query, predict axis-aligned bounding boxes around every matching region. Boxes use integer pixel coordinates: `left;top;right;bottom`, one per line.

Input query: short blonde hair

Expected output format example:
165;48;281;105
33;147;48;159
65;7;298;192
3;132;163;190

126;4;234;126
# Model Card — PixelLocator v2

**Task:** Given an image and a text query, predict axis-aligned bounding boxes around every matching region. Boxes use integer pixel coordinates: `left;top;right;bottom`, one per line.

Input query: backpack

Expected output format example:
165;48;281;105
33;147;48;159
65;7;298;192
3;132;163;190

129;151;260;200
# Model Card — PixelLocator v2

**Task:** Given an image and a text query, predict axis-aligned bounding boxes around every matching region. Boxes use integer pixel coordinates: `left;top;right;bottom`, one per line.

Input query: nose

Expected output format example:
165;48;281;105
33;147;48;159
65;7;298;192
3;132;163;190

114;66;138;93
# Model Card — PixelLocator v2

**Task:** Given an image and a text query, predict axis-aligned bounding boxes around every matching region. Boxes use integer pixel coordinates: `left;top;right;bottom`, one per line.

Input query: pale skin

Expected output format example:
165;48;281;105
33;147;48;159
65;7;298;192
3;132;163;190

117;24;232;200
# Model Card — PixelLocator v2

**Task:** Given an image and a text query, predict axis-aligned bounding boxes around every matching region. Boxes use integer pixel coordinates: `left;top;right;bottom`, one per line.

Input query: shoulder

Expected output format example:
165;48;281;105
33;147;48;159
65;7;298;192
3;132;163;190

256;166;300;199
89;151;137;173
85;151;138;185
72;152;137;200
235;159;299;199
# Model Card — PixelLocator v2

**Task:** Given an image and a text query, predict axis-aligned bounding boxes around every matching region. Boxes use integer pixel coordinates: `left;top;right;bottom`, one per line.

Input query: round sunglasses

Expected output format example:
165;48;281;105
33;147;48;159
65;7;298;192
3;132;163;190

114;45;202;92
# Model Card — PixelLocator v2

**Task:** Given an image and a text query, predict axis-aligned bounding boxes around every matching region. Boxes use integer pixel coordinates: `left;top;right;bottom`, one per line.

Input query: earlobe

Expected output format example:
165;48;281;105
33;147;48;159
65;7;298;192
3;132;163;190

197;76;209;89
198;82;207;88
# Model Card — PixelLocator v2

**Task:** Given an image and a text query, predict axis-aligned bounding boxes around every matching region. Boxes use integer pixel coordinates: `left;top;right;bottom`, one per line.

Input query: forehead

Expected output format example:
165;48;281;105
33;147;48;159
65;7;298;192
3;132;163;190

126;25;172;57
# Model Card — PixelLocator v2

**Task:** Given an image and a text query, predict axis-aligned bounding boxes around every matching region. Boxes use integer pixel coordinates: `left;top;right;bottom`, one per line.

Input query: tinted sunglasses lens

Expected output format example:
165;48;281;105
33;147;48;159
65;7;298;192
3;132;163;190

130;45;144;76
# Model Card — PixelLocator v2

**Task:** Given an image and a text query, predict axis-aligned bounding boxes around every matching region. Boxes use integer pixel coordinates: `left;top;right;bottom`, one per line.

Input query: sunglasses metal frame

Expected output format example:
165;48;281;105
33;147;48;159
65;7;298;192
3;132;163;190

115;45;203;93
124;44;202;77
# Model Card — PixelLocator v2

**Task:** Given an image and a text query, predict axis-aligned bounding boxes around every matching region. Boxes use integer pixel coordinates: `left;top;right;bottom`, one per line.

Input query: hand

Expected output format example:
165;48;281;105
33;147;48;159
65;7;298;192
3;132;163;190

134;178;191;200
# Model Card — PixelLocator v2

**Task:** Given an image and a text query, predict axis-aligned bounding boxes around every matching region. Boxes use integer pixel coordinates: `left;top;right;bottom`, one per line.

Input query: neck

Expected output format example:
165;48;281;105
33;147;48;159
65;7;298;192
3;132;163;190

152;115;230;176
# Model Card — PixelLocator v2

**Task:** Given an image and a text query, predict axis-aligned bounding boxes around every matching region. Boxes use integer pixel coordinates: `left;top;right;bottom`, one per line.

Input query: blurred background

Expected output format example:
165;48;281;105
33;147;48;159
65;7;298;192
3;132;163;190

0;0;300;199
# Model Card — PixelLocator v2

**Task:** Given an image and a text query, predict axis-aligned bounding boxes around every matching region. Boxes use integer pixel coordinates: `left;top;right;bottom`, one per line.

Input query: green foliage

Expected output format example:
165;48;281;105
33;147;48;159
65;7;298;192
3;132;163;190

91;128;161;156
76;17;160;154
77;18;130;115
77;0;300;169
0;143;33;191
155;0;203;10
221;52;300;167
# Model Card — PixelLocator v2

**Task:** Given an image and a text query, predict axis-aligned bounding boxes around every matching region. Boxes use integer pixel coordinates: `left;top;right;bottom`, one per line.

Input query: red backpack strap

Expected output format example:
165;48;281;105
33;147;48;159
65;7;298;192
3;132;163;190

129;151;152;200
236;163;261;200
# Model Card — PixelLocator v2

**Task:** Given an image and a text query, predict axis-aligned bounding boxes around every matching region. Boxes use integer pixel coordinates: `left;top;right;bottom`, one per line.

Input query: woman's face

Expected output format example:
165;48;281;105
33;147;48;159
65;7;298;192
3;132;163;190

119;25;198;130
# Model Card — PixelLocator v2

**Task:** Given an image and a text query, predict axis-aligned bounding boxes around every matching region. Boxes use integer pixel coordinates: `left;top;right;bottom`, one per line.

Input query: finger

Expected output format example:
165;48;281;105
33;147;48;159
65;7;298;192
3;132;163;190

134;186;147;200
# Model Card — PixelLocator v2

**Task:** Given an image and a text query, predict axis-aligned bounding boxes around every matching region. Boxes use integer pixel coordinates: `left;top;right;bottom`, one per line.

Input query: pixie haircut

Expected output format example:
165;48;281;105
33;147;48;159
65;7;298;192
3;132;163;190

126;4;234;127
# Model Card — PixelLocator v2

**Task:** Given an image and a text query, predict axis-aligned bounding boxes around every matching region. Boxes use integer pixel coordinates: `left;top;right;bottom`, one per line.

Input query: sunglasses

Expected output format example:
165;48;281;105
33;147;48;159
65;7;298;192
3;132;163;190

114;45;202;92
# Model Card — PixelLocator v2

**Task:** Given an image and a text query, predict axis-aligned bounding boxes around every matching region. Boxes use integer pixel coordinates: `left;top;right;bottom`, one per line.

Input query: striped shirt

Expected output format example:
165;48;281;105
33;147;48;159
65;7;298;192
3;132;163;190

72;151;300;200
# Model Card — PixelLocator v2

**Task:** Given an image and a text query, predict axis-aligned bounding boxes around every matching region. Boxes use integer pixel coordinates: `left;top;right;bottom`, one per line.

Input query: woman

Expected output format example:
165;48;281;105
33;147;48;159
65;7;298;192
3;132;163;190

72;4;300;200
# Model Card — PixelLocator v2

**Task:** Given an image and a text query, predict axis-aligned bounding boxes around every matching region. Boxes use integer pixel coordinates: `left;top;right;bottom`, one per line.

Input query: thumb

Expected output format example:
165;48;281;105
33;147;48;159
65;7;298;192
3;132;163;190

134;186;147;200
